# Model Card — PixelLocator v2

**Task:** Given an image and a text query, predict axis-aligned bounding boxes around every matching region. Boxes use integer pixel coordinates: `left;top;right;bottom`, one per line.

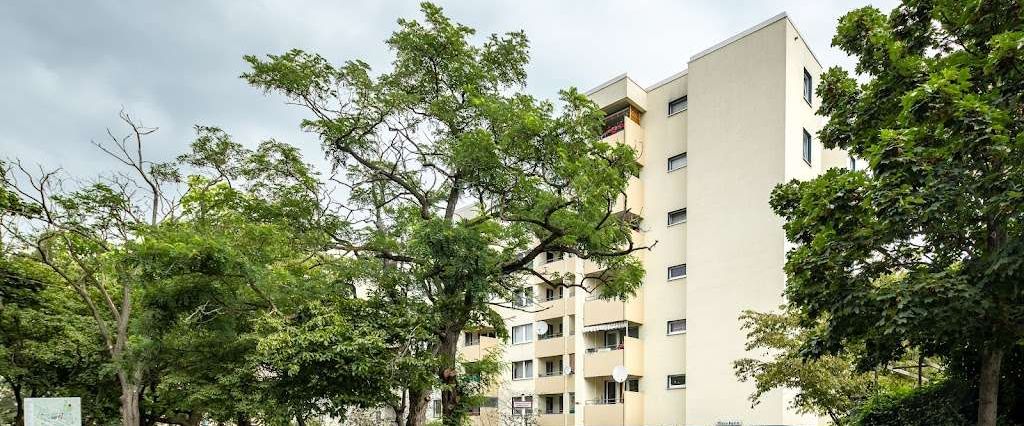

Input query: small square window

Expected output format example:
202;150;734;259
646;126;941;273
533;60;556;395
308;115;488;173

625;378;639;392
802;129;812;165
668;96;688;115
667;208;687;226
668;153;687;171
667;319;687;335
803;69;813;105
667;374;686;389
668;264;687;280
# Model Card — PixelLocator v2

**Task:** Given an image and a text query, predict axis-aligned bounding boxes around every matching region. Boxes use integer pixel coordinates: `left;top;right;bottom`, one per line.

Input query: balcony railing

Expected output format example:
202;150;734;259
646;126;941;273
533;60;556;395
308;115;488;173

538;332;563;340
537;370;564;378
585;398;623;405
586;343;624;353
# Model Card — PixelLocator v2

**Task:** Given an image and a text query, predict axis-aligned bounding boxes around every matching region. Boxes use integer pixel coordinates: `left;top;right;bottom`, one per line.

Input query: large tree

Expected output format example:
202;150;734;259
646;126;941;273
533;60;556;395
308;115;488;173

771;1;1024;425
1;120;428;425
243;3;648;424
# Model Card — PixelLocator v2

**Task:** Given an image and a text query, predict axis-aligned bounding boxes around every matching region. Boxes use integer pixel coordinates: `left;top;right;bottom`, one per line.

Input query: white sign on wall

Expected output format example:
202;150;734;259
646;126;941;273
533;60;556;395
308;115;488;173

25;397;81;426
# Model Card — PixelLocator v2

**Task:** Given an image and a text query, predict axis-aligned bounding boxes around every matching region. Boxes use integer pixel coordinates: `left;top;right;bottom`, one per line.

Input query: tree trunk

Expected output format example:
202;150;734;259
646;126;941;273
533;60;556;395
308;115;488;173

236;413;253;426
119;380;142;426
13;383;24;426
439;330;461;426
405;387;430;426
977;345;1003;426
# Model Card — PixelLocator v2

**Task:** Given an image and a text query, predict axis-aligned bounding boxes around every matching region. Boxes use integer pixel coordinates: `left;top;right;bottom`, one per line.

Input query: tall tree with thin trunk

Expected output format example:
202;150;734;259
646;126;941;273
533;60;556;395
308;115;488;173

0;111;177;426
771;2;1024;424
244;3;649;424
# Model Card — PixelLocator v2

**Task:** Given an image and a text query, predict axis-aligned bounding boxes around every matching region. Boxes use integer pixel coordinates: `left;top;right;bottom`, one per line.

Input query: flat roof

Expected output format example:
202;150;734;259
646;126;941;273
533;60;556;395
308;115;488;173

585;12;823;95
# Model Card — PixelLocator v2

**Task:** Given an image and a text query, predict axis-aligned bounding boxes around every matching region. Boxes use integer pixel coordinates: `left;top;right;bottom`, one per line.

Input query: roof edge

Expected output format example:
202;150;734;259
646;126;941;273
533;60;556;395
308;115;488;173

689;12;789;63
645;68;689;92
584;72;628;96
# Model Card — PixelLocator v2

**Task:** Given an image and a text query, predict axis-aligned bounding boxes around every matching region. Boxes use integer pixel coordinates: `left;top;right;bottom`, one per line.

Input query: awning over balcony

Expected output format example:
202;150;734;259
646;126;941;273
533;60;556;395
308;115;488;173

583;321;627;333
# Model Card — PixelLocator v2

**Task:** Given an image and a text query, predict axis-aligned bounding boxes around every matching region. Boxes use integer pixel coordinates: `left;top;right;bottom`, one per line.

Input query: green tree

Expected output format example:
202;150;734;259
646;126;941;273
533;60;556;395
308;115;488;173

2;120;429;425
771;1;1024;424
243;3;648;424
733;309;920;424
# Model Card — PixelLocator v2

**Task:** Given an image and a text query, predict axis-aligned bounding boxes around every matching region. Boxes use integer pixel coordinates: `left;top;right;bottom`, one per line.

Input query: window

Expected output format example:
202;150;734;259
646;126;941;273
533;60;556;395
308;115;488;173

464;332;480;346
667;319;687;335
512;395;533;415
432;400;442;417
625;378;639;392
544;286;563;301
512;324;533;344
667;208;687;226
544;251;563;263
543;395;563;414
849;155;856;171
513;288;532;308
569;393;576;414
667;374;687;389
668;96;688;115
512;360;534;380
803;68;813;104
802;129;812;165
667;152;688;171
541;358;564;376
668;264;687;280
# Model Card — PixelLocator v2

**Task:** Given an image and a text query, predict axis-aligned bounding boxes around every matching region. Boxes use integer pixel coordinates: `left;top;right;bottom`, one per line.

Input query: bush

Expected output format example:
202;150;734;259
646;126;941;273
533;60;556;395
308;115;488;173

847;381;970;426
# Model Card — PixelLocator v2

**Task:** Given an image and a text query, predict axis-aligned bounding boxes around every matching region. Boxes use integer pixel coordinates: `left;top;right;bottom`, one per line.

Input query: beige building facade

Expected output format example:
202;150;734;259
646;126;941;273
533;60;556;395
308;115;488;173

450;13;851;426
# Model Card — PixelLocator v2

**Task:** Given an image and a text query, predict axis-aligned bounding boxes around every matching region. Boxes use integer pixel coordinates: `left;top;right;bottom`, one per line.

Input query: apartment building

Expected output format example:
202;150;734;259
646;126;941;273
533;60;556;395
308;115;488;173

451;13;852;426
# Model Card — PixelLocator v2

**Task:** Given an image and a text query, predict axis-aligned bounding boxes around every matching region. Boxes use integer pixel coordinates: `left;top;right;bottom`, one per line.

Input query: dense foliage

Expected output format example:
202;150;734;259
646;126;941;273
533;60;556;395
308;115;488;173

242;3;646;425
769;0;1024;424
1;3;645;425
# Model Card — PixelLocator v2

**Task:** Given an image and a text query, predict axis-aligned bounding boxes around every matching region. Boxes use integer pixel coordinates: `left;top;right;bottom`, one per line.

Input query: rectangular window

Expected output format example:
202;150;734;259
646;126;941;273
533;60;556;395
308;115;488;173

803;69;813;104
668;96;688;115
569;393;576;413
802;129;812;165
667;319;687;335
667;208;687;226
667;374;687;389
667;152;687;171
625;378;639;392
512;324;533;344
512;360;534;380
464;332;480;346
512;395;533;415
432;400;442;417
544;251;564;263
849;155;856;171
543;395;563;414
668;264;687;280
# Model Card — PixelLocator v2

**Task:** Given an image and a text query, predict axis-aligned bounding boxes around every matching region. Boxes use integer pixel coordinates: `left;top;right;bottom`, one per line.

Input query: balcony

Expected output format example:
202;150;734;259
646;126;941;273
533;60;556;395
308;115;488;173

584;295;644;326
583;336;644;378
584;391;643;426
601;107;645;167
537;295;567;320
535;369;575;394
460;335;498;362
535;333;574;358
537;412;574;426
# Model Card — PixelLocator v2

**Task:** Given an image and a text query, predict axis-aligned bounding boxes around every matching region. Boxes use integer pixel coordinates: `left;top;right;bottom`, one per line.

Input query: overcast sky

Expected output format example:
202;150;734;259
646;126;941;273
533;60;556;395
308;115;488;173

1;0;898;177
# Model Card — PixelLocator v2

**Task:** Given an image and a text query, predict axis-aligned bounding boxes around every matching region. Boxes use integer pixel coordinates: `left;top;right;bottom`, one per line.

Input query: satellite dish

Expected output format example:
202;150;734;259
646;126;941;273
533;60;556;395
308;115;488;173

563;366;573;375
612;365;628;383
535;321;549;335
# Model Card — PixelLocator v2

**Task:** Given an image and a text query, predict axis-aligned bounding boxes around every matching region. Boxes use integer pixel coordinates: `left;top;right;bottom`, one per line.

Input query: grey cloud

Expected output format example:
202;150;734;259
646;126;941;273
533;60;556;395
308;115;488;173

0;0;897;177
